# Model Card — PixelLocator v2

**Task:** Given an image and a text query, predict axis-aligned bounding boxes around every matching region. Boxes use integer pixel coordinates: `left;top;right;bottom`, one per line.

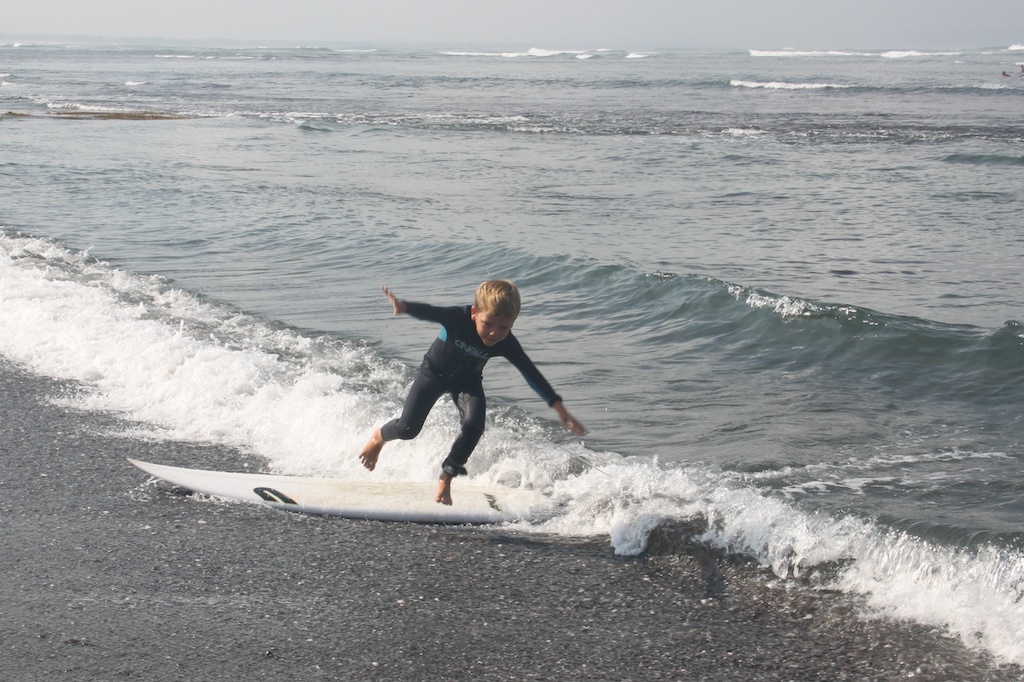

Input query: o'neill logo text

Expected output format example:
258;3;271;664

455;339;489;359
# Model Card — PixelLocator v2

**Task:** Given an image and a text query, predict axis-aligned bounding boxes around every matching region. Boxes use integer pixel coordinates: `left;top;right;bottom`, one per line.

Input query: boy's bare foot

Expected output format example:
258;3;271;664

358;429;384;471
435;472;453;505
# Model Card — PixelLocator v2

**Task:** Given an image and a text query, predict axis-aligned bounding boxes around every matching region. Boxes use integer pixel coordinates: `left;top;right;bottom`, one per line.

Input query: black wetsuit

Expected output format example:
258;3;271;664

379;303;561;476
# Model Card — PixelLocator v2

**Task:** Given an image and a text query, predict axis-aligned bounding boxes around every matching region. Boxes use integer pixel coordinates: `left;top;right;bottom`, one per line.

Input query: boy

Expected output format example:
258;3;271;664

358;280;586;505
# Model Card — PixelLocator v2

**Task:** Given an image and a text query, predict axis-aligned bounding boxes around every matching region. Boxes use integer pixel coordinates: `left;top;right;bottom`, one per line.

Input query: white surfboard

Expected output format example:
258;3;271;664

129;459;556;524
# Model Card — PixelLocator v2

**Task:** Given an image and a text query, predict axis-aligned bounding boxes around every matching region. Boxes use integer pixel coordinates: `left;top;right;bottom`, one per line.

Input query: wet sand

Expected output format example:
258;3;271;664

1;359;1020;681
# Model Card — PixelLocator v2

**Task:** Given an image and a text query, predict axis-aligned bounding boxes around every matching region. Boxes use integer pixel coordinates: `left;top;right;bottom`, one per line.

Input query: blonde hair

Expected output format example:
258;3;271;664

475;279;521;320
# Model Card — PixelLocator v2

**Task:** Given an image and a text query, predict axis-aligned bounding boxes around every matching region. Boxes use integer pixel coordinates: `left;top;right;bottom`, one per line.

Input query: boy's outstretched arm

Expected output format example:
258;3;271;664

553;400;586;435
381;285;408;315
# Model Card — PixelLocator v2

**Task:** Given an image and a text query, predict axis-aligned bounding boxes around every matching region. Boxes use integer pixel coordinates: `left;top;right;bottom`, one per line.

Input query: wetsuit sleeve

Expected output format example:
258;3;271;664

501;336;563;407
403;301;464;327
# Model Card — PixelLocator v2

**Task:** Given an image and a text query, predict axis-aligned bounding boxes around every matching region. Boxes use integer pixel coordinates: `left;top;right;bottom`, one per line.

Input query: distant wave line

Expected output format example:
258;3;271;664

730;79;851;90
750;49;964;59
439;48;651;60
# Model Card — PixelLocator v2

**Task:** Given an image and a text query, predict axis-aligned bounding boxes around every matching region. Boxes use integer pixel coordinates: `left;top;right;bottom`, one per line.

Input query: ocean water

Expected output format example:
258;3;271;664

2;40;1024;666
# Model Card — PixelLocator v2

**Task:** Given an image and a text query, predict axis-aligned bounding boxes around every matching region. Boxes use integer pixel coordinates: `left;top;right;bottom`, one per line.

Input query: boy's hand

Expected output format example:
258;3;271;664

381;285;408;315
553;401;587;436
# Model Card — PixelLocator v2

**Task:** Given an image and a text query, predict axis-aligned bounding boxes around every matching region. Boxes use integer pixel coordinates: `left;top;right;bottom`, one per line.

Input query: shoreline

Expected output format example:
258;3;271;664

1;358;1020;681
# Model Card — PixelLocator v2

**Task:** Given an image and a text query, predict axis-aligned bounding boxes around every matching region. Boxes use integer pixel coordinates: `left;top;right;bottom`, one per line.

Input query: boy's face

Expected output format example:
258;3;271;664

471;307;514;346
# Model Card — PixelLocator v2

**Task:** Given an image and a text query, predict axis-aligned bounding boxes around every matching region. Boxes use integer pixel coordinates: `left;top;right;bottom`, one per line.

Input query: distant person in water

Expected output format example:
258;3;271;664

358;280;586;505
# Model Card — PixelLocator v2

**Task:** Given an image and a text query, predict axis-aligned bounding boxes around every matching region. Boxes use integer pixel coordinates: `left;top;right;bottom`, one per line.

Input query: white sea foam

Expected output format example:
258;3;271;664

881;50;962;59
2;231;1023;666
440;51;501;57
734;286;823;318
698;483;1024;664
523;48;586;57
835;532;1024;664
730;79;849;90
44;101;135;114
724;127;764;137
442;48;588;59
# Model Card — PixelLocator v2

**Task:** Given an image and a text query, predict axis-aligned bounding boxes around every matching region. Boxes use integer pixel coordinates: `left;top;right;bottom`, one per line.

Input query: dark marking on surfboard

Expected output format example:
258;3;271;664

254;487;298;505
483;493;502;512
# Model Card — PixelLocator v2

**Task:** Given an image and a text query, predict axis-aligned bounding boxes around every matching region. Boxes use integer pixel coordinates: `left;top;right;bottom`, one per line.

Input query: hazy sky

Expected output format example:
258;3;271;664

4;0;1021;49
